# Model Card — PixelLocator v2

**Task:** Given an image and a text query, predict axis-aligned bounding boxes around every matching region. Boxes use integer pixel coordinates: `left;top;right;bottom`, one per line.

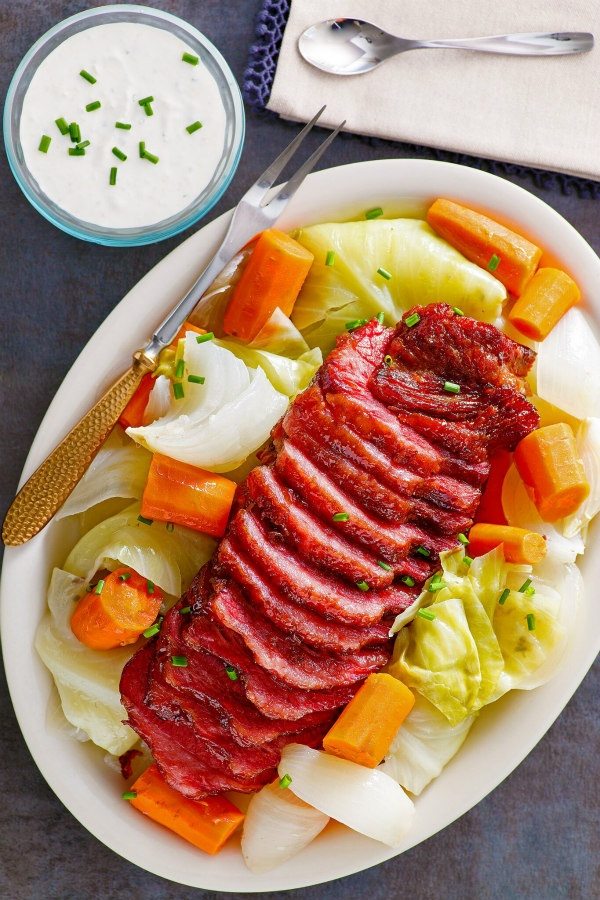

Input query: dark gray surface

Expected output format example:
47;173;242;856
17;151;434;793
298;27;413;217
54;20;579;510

0;2;598;898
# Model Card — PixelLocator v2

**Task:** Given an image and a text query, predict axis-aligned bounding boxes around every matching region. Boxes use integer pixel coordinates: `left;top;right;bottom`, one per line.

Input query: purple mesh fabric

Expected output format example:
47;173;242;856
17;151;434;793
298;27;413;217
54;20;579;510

243;1;600;197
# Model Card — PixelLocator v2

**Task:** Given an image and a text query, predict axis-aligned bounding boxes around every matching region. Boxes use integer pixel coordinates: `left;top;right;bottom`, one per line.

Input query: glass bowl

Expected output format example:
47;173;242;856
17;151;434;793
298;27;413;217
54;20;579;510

3;4;245;246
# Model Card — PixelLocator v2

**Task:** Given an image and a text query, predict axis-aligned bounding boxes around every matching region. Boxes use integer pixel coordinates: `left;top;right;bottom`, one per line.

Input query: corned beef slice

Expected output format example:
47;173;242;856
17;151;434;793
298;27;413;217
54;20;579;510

120;304;539;799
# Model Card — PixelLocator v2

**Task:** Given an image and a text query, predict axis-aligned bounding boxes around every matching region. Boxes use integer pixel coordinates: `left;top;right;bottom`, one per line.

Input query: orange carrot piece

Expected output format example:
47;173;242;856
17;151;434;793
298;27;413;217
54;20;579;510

322;673;415;768
223;229;314;341
119;373;155;430
70;567;163;650
468;523;546;564
141;453;236;538
474;449;512;525
508;267;580;341
427;198;542;296
514;423;589;522
129;764;244;854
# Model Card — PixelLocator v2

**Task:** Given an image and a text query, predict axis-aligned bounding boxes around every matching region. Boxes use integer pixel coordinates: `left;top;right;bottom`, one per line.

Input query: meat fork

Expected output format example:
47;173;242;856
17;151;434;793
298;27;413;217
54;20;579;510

3;107;345;546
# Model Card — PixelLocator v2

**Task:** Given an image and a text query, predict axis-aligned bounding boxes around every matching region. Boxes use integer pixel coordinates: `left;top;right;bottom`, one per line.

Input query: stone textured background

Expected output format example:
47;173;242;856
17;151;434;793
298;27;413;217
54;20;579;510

0;2;598;898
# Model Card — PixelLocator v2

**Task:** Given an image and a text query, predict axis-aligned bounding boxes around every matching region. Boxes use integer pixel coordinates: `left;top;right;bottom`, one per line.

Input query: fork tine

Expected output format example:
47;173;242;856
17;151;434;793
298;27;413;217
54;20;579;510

265;119;346;209
249;105;327;195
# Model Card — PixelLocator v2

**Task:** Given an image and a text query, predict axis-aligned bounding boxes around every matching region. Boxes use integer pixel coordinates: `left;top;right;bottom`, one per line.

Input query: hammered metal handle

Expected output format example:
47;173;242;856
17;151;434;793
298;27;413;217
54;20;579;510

2;361;151;546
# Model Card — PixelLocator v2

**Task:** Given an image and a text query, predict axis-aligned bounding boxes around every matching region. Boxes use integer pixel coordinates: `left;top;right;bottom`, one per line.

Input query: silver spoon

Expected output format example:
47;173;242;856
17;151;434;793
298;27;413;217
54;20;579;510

298;19;594;75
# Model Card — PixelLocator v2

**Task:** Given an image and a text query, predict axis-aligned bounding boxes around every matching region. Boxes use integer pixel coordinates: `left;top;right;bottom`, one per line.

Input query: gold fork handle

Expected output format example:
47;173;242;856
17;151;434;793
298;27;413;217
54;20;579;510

2;359;152;546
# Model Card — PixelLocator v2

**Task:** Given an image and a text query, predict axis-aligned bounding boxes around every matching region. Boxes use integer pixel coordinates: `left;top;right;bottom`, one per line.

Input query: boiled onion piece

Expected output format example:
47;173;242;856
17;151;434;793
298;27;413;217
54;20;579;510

143;374;172;425
278;744;414;847
536;307;600;420
241;781;329;873
563;418;600;538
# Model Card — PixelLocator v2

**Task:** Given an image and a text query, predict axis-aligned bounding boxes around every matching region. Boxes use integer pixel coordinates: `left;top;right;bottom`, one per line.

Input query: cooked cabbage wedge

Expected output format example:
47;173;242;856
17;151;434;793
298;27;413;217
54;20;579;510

217;339;322;398
292;219;507;352
35;568;137;756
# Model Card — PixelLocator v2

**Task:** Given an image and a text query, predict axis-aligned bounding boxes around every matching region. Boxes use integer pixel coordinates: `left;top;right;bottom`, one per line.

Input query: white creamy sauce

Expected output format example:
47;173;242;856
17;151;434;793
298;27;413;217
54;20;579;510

20;22;227;228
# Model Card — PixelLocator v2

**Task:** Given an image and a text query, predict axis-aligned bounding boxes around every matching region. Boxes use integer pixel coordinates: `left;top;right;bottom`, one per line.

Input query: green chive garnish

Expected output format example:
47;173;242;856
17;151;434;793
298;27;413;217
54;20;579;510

457;533;469;545
76;140;90;150
488;254;501;272
112;146;127;161
142;103;154;117
68;147;86;156
85;100;101;112
384;354;393;367
417;608;436;621
122;791;137;800
146;580;155;595
498;588;510;605
524;585;536;597
444;381;461;394
225;664;238;681
404;313;420;328
345;318;368;331
186;121;203;134
173;382;185;400
377;267;392;280
115;121;131;130
453;307;464;316
93;579;104;595
109;166;117;185
325;250;335;266
332;512;350;522
69;122;81;143
55;117;69;135
182;52;200;65
356;581;370;592
375;312;385;324
143;621;161;638
138;141;146;158
428;579;447;592
526;613;536;631
179;606;191;615
463;555;473;567
187;374;205;384
175;358;185;379
365;206;383;220
518;578;533;593
138;96;154;106
377;560;392;571
196;332;214;343
415;545;430;557
166;522;175;533
137;515;153;526
142;150;159;164
119;572;132;581
38;135;51;153
401;575;416;587
80;69;97;84
171;656;188;667
279;774;292;789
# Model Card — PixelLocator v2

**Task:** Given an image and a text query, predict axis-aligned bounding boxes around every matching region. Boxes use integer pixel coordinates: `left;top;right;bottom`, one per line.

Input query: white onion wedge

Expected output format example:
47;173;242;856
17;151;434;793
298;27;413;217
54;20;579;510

241;781;329;873
278;745;414;847
563;418;600;538
143;374;172;424
536;308;600;420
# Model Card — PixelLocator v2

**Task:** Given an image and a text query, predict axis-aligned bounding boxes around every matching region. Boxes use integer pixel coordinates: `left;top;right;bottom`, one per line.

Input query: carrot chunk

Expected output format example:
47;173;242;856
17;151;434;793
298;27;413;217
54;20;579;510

474;449;512;525
427;198;542;296
129;764;244;854
508;268;580;341
223;229;314;341
322;673;415;768
141;453;236;537
119;373;155;429
70;567;163;650
514;423;589;522
468;523;546;564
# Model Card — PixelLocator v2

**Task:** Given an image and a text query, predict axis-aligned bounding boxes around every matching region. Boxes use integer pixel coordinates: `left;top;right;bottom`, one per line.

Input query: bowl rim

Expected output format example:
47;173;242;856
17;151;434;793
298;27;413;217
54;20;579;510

2;3;245;247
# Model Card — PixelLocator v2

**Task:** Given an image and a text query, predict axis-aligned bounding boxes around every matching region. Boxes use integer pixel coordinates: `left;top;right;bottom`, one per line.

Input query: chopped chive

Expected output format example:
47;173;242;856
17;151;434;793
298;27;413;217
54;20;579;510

332;512;350;522
186;120;203;134
524;585;536;597
365;206;383;220
196;332;214;343
225;664;238;681
404;313;420;328
85;100;101;112
166;522;175;533
526;613;536;631
443;381;461;394
279;774;292;789
94;579;105;595
498;588;510;605
345;318;368;331
457;533;469;545
142;102;154;117
118;572;132;582
187;374;205;384
325;250;335;266
384;354;393;367
377;560;392;571
182;52;200;65
138;96;154;106
518;578;533;593
112;146;127;161
171;655;188;667
463;555;473;567
401;575;416;587
142;150;159;164
76;140;90;150
415;545;430;558
138;141;146;158
428;579;447;592
488;254;501;272
417;608;436;621
375;312;385;324
143;622;161;638
377;267;392;280
173;382;185;400
109;166;117;185
115;121;131;130
68;147;86;156
137;515;153;526
55;117;69;135
146;580;155;595
356;580;370;592
179;606;191;615
175;358;185;379
122;790;137;800
80;69;97;84
38;134;51;153
69;122;81;143
452;306;465;316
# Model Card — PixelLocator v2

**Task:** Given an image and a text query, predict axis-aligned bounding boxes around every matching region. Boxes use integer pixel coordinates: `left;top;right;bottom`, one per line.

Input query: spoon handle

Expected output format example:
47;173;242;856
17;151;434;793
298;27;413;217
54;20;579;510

416;31;593;56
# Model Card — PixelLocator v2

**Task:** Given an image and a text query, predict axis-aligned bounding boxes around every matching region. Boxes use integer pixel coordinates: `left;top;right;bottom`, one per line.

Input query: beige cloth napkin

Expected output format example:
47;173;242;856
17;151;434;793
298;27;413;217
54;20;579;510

268;0;600;181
